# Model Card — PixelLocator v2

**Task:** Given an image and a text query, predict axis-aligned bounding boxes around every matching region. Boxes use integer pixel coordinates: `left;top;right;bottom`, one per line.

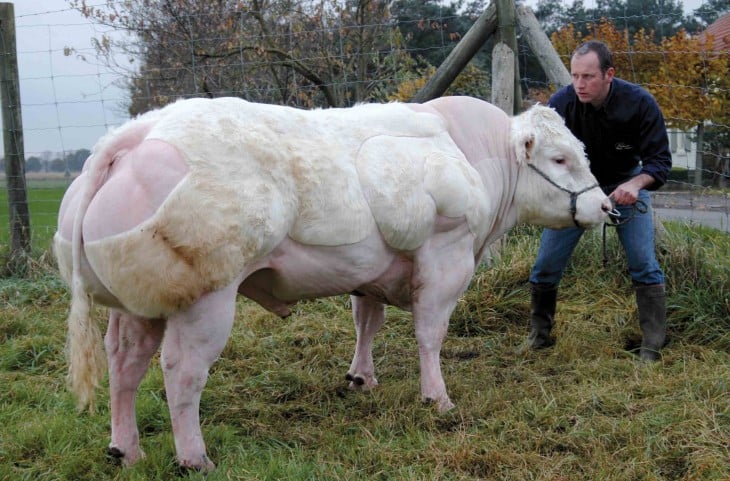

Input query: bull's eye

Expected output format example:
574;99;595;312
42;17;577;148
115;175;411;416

554;157;565;165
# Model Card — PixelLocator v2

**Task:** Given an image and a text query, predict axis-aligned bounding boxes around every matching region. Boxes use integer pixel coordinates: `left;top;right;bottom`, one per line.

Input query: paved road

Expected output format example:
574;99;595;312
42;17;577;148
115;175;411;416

654;207;729;233
651;192;729;233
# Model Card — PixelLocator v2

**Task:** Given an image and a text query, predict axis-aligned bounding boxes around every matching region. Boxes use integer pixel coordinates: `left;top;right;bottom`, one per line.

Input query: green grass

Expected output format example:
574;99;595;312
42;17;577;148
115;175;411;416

0;223;728;480
0;177;72;254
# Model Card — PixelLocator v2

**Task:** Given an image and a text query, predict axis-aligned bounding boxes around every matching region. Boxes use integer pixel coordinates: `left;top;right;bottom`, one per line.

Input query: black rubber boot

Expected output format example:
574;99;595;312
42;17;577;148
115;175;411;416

517;283;557;353
635;284;667;362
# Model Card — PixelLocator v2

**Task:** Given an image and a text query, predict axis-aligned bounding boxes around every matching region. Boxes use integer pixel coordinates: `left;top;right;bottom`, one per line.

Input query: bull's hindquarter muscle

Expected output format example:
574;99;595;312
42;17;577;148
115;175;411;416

54;96;610;471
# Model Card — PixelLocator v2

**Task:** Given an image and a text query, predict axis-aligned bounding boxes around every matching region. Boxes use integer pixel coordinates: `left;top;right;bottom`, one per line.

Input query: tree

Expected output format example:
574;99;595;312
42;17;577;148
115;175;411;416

50;158;66;173
25;156;42;172
535;0;590;35
64;149;91;172
390;0;482;67
386;63;490;101
535;0;693;38
651;29;730;131
593;0;686;40
385;0;493;99
690;0;730;27
70;0;414;112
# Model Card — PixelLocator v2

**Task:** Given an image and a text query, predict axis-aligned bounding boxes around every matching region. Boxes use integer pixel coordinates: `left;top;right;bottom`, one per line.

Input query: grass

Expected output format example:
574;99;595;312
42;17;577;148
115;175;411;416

0;177;72;255
0;222;728;480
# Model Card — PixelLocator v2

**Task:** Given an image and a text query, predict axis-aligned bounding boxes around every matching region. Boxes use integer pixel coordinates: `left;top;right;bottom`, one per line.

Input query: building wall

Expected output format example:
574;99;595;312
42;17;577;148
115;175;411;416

668;128;697;170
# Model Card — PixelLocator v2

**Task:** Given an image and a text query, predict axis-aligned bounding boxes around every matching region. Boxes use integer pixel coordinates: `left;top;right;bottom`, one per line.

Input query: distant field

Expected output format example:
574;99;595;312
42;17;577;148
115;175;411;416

0;175;75;252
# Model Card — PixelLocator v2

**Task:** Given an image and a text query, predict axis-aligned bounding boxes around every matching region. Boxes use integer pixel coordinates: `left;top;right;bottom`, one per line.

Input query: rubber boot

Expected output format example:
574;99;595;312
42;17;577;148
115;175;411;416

517;283;557;353
635;284;667;362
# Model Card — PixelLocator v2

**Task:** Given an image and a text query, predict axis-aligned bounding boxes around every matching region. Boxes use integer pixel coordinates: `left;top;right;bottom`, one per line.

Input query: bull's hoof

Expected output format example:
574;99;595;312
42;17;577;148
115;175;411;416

345;372;378;390
107;445;145;467
177;455;215;474
423;396;455;413
345;373;365;386
106;446;125;466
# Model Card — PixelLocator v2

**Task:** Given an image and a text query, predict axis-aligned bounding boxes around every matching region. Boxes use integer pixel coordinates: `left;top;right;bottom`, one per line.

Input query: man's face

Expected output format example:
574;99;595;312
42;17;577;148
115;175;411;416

570;51;614;108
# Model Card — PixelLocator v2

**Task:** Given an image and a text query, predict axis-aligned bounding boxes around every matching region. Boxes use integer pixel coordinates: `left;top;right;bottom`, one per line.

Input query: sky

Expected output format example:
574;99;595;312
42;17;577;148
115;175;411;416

7;0;129;158
2;0;712;158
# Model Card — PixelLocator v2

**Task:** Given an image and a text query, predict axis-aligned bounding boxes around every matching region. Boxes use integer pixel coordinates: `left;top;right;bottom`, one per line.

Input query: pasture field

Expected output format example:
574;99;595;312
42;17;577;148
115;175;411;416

0;224;728;480
0;176;73;253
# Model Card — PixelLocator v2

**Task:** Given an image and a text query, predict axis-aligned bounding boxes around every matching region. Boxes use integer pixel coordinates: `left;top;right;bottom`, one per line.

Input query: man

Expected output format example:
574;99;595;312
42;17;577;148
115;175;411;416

521;40;672;361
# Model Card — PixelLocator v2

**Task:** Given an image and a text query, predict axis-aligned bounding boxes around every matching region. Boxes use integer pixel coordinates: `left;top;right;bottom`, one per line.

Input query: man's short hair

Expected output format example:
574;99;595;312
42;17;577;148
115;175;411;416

573;40;614;74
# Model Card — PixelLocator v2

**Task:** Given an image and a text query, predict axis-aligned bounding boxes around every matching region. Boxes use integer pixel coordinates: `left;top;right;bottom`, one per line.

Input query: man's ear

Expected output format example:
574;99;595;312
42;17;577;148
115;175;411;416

605;66;615;82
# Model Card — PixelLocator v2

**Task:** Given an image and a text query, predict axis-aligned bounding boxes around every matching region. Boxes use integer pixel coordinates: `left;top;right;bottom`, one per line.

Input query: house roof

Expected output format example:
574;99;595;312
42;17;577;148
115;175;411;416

701;12;730;53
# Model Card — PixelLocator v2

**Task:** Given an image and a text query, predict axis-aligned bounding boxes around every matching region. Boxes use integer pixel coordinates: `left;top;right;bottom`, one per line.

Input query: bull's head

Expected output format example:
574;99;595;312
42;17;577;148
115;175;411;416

511;105;611;229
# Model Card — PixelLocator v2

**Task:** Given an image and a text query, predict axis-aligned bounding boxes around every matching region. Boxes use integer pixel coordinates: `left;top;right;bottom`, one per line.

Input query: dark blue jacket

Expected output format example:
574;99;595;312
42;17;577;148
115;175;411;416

548;78;672;190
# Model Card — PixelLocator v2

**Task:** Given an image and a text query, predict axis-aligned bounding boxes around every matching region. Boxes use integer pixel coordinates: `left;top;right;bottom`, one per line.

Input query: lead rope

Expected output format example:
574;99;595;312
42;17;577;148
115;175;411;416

526;163;600;228
602;199;648;266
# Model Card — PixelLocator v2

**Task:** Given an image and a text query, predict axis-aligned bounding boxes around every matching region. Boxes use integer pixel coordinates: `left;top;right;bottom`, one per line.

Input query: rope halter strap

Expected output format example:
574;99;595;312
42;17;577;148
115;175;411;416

527;163;603;228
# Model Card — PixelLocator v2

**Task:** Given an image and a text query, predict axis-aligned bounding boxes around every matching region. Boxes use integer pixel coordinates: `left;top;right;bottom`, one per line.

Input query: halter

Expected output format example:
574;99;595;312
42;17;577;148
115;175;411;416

527;163;610;228
601;199;648;266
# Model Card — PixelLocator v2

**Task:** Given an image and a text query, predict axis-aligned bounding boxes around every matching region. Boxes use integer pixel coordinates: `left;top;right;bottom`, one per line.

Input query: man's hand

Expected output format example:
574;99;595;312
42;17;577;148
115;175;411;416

610;173;654;205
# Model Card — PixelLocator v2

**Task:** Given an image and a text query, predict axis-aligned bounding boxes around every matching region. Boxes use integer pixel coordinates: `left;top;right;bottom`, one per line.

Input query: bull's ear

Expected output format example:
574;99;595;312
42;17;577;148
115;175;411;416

514;132;535;164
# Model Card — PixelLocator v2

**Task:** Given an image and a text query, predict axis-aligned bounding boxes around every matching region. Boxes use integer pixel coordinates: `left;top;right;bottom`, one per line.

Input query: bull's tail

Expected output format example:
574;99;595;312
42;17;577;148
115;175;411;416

65;114;160;411
66;280;106;412
65;150;115;412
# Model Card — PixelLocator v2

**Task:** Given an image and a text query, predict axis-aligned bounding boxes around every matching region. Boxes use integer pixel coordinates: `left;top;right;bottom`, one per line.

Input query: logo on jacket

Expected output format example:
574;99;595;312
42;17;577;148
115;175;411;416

615;142;633;151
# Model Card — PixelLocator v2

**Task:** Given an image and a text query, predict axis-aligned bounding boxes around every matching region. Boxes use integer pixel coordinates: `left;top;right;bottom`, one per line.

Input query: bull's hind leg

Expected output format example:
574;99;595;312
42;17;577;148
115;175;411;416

347;295;385;390
412;225;475;412
105;310;165;466
160;277;241;472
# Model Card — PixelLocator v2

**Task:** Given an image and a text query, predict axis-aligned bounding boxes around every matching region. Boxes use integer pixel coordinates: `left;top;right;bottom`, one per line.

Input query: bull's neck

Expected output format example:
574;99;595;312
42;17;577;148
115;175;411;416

473;151;521;244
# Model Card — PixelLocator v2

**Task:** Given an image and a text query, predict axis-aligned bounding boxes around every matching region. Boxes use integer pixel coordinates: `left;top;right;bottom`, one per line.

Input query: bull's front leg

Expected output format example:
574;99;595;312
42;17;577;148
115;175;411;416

160;277;241;472
412;226;476;413
346;295;385;390
105;310;165;466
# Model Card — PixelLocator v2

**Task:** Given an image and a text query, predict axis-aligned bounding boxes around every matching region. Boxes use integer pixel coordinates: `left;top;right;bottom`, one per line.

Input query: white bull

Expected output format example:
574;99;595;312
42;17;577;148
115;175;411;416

54;96;610;471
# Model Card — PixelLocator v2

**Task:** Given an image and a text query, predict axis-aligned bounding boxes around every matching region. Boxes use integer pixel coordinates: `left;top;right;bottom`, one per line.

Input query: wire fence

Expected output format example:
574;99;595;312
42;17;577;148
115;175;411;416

1;1;728;256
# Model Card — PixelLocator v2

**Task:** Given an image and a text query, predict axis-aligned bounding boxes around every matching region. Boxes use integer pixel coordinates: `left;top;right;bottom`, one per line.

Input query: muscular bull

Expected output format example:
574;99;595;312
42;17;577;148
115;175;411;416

54;96;611;471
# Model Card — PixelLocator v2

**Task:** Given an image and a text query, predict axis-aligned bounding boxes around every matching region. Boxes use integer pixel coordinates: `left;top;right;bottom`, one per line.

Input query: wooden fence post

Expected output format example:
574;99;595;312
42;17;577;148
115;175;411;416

491;42;514;115
0;2;31;273
495;0;522;113
516;6;571;88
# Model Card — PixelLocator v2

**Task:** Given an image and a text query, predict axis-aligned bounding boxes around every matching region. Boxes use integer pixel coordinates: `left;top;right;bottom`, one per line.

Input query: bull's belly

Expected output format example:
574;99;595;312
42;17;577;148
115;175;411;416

239;235;414;313
61;218;411;319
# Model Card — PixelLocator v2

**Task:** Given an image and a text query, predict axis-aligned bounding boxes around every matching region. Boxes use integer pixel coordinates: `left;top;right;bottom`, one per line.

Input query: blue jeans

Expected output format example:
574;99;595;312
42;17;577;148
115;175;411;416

529;189;665;286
